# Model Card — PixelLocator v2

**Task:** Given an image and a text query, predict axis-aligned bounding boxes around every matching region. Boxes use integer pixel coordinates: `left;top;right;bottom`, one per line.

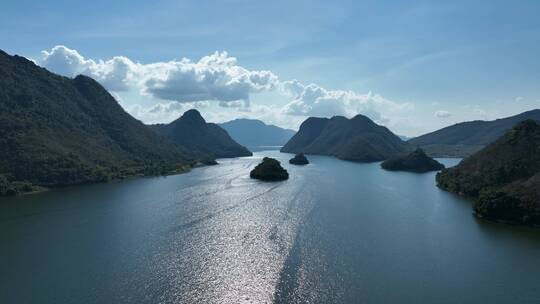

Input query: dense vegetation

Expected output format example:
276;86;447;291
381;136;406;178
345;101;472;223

151;109;252;159
281;115;410;162
0;49;200;195
289;153;309;165
219;118;296;147
250;157;289;181
381;148;444;173
437;120;540;226
409;109;540;157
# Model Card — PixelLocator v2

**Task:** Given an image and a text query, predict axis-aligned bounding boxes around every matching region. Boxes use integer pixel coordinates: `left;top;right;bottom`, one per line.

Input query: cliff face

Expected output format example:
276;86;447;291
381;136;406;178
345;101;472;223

437;120;540;226
281;115;410;162
151;109;252;159
0;49;195;193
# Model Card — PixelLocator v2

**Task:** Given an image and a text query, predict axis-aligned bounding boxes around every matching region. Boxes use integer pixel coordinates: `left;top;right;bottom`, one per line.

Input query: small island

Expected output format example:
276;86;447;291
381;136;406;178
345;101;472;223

381;148;445;173
250;157;289;181
289;153;309;165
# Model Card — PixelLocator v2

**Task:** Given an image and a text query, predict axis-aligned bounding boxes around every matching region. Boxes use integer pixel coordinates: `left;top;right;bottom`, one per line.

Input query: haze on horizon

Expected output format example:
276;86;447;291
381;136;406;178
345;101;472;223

2;0;539;136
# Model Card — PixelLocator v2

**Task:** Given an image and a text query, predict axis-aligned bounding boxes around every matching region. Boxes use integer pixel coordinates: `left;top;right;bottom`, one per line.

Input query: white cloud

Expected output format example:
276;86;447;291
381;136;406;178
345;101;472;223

40;45;135;91
36;45;414;129
38;46;278;105
125;101;211;124
142;52;278;104
282;80;411;125
515;96;524;102
434;110;451;118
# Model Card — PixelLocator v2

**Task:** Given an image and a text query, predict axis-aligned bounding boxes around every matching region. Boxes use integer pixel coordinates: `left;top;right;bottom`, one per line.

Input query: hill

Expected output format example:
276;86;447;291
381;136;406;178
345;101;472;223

281;115;410;162
0;49;198;195
409;109;540;157
250;157;289;181
151;110;252;159
219;118;295;147
436;120;540;226
381;148;445;173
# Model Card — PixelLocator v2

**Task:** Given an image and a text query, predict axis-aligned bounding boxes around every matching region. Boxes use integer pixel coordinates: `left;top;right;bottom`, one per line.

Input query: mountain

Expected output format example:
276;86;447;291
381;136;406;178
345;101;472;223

436;120;540;226
381;148;445;173
218;118;295;147
0;49;198;195
151;110;252;158
409;109;540;157
281;115;410;162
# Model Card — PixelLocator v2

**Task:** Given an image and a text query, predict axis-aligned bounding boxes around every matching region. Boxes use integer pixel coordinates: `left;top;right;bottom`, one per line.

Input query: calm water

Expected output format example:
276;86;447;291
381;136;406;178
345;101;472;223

1;151;540;304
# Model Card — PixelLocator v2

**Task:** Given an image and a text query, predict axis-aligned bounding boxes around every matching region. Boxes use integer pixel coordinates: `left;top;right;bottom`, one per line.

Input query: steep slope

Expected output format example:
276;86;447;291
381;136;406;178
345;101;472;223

219;118;295;147
151;110;252;158
409;109;540;157
436;120;540;226
0;49;196;194
381;148;445;173
281;115;410;162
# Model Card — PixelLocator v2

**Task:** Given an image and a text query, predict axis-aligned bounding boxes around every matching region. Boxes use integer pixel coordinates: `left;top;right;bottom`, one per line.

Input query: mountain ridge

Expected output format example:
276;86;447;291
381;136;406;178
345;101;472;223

281;114;410;162
409;109;540;157
151;110;252;159
436;120;540;226
0;49;198;194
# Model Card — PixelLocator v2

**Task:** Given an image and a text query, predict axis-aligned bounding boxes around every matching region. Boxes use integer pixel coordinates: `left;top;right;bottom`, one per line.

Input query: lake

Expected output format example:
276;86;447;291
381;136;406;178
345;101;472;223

1;151;540;303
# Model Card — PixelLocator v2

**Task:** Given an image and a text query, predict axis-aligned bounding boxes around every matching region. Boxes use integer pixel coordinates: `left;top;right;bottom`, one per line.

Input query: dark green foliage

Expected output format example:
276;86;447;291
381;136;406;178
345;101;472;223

250;157;289;181
437;120;540;226
289;153;309;165
0;49;199;195
281;115;410;162
219;118;296;147
381;148;445;173
0;174;42;196
151;109;252;159
409;109;540;157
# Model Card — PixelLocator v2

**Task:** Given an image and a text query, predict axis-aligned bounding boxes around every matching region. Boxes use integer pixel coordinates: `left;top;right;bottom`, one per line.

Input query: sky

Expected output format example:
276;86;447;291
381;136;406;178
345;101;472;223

1;0;540;136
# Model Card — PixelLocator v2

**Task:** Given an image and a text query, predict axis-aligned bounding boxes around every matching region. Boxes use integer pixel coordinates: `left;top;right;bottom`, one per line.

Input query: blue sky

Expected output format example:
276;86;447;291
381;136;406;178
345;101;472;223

2;0;540;136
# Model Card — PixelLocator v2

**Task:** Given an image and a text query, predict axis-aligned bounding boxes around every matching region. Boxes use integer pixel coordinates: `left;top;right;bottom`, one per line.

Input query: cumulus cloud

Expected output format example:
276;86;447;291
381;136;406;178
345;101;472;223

38;46;278;105
434;110;451;118
515;96;524;102
36;45;414;129
281;80;411;124
40;46;135;91
142;52;278;105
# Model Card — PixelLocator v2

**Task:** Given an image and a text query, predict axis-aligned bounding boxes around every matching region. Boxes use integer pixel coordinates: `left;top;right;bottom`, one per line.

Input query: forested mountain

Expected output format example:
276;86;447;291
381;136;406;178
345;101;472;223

409;109;540;157
219;119;295;147
151;110;252;159
0;49;200;195
437;120;540;226
281;115;410;162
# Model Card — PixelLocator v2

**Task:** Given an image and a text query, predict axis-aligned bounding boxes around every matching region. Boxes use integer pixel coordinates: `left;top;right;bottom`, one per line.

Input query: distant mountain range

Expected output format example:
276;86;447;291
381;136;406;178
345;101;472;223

409;109;540;157
281;115;410;162
0;49;200;194
219;118;295;147
151;110;252;159
437;120;540;226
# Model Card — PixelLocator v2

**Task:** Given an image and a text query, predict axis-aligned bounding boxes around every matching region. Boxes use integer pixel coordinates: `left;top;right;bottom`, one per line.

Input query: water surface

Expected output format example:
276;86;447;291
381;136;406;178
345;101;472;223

1;151;539;303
